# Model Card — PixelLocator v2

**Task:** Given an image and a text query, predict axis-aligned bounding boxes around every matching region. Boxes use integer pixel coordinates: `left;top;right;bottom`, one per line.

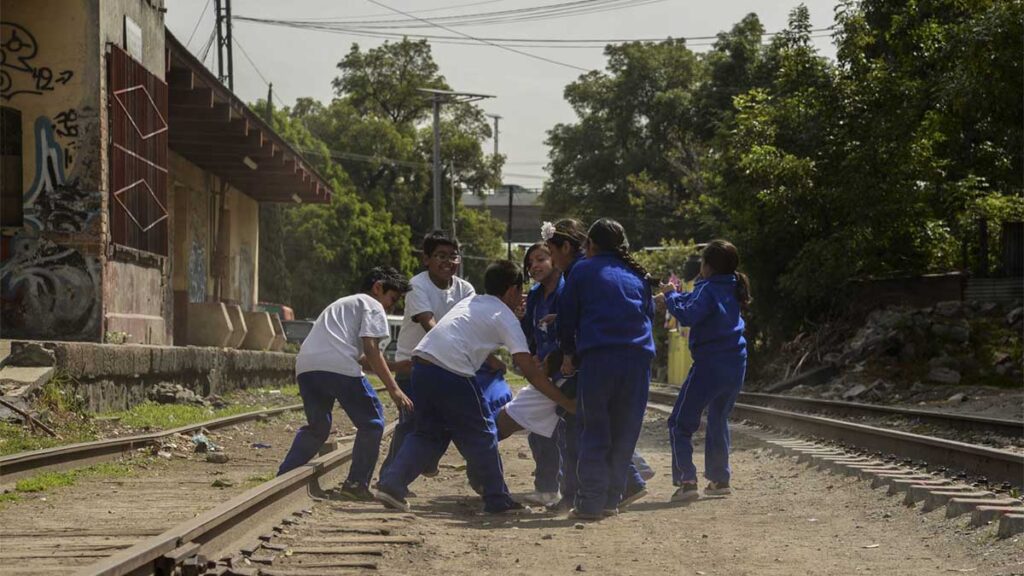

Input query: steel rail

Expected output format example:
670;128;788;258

82;422;397;576
0;403;303;484
737;391;1024;438
648;390;1024;488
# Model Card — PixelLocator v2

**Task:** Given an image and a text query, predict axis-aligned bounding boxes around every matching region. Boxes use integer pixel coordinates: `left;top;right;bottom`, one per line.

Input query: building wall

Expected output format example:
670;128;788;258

0;0;173;344
0;1;105;341
169;150;260;343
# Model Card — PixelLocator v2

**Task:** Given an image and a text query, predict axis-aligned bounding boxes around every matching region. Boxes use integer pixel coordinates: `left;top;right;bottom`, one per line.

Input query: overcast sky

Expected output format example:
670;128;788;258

165;0;840;188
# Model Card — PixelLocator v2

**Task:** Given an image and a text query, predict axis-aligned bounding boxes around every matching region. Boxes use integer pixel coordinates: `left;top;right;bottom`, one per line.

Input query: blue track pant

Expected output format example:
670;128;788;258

574;347;651;515
668;353;746;484
378;362;515;513
278;371;384;487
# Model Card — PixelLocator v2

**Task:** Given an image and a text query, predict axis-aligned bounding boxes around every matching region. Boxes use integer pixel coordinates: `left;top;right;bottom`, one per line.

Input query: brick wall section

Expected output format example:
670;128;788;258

11;340;295;412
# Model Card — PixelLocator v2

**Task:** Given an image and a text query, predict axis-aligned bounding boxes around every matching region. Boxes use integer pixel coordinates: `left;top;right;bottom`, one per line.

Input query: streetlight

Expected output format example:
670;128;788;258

417;88;495;233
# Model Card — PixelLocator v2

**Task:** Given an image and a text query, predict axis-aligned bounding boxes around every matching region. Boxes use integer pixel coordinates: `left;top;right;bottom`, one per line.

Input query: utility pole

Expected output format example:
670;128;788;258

487;114;509;259
214;0;234;90
265;83;273;121
418;88;494;234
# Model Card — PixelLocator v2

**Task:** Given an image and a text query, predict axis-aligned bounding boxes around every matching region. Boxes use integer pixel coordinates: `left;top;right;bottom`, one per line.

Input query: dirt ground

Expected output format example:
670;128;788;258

373;410;1024;576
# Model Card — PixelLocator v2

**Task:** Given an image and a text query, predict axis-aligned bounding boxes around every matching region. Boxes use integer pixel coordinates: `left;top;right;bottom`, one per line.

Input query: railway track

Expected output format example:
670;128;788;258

647;389;1024;489
0;404;304;485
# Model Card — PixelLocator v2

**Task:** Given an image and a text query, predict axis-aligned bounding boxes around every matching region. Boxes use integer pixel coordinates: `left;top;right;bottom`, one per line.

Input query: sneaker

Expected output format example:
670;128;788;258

337;483;374;501
545;497;573;514
375;481;416;498
639;468;656;481
618;487;648;509
705;481;731;496
486;500;530;515
375;487;411;512
568;508;604;522
670;483;700;503
523;491;561;507
602;507;619;517
423;466;440;478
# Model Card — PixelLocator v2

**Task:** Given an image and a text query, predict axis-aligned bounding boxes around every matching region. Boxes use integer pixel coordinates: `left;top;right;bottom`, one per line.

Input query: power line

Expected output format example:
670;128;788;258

239;0;666;29
186;0;213;48
294;0;508;22
365;0;593;72
232;34;289;108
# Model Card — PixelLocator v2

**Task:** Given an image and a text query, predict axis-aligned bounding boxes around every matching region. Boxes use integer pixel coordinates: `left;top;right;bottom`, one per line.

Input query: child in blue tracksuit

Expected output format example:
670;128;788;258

277;267;414;501
660;239;750;502
519;242;565;506
557;218;656;520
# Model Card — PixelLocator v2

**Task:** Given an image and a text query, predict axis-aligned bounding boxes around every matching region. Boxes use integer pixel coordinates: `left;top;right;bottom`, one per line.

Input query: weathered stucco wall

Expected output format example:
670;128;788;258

0;1;105;342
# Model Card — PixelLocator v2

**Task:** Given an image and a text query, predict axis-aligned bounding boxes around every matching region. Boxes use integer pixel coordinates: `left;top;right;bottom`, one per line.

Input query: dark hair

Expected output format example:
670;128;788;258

422;230;459;256
586;218;658;289
523;242;549;272
360;266;411;294
545;218;587;255
483;260;524;296
701;239;752;311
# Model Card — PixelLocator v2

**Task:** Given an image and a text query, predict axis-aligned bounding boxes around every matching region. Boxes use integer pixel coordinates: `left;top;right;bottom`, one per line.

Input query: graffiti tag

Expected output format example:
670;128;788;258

0;22;74;100
24;116;99;232
0;235;101;340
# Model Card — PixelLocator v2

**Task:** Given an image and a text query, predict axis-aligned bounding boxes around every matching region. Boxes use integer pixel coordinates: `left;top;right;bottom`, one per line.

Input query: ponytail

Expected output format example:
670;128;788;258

735;271;752;312
615;246;659;290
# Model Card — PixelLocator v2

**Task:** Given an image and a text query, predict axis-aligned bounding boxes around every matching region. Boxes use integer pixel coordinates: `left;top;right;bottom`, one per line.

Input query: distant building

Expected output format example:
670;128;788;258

0;1;332;348
462;184;544;244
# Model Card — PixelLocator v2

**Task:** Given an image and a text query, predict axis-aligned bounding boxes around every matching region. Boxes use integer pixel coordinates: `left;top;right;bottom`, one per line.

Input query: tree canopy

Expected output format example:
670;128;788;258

543;0;1023;340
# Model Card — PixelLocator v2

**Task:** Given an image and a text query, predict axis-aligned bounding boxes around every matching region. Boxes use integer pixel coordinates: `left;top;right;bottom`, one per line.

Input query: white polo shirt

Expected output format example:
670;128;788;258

414;295;530;377
395;271;475;362
295;293;389;378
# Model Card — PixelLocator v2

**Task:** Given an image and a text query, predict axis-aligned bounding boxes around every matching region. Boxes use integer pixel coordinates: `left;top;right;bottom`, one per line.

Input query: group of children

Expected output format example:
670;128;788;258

277;220;751;520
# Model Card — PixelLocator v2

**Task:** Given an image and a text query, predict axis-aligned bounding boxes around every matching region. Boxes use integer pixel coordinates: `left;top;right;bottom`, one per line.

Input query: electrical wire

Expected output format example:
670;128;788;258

233;35;290;109
186;0;213;48
365;0;593;72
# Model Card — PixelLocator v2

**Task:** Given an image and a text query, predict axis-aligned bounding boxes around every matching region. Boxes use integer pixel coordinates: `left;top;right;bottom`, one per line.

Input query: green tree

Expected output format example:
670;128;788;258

543;39;706;246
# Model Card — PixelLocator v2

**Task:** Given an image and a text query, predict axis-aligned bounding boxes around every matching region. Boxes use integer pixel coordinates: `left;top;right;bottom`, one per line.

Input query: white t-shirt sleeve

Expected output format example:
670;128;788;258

463;280;477;298
496;306;530;356
359;297;390;339
404;282;435;320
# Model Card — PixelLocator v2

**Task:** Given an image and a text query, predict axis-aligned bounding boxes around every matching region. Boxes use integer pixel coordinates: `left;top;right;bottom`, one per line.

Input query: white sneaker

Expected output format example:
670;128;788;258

523;491;561;507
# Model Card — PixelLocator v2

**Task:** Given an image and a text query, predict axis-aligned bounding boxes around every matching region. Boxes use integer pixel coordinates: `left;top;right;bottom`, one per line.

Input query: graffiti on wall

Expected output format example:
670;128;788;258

0;22;74;101
187;187;208;303
0;235;101;340
23;115;99;232
238;243;254;311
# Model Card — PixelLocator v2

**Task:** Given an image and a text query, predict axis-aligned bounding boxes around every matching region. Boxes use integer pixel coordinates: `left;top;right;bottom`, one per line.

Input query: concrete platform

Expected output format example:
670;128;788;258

0;366;54;396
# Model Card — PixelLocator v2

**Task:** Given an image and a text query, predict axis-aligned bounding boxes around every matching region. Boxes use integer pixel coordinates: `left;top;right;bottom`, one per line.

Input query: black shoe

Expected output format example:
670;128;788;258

545;497;573;514
568;508;604;521
337;483;374;501
671;482;699;503
705;481;731;496
619;486;648;509
486;500;529;515
375;486;411;512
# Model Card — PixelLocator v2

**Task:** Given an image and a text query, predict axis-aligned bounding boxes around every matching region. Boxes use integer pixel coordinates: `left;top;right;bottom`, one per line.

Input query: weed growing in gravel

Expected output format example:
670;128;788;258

0;492;22;509
110;402;257;431
13;461;136;494
245;472;276;486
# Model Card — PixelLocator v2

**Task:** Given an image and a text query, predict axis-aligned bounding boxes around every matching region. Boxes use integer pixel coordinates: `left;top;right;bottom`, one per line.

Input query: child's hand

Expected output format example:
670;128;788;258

660;282;677;296
561;354;576;377
390;389;414;414
538;313;557;327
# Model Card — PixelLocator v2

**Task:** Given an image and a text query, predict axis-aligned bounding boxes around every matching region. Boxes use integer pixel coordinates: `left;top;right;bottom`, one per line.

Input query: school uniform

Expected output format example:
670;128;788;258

379;272;475;478
377;295;528;513
558;253;655;515
516;279;565;494
664;274;747;485
277;294;389;488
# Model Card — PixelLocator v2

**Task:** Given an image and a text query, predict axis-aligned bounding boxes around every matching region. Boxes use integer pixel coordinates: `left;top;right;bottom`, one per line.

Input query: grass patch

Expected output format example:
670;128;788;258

11;461;136;497
110;402;258;431
244;472;276;487
0;422;96;456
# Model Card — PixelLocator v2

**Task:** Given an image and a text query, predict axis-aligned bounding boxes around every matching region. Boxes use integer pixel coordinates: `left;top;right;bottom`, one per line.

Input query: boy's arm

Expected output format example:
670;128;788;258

362;337;413;413
512;352;575;414
411;312;436;332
